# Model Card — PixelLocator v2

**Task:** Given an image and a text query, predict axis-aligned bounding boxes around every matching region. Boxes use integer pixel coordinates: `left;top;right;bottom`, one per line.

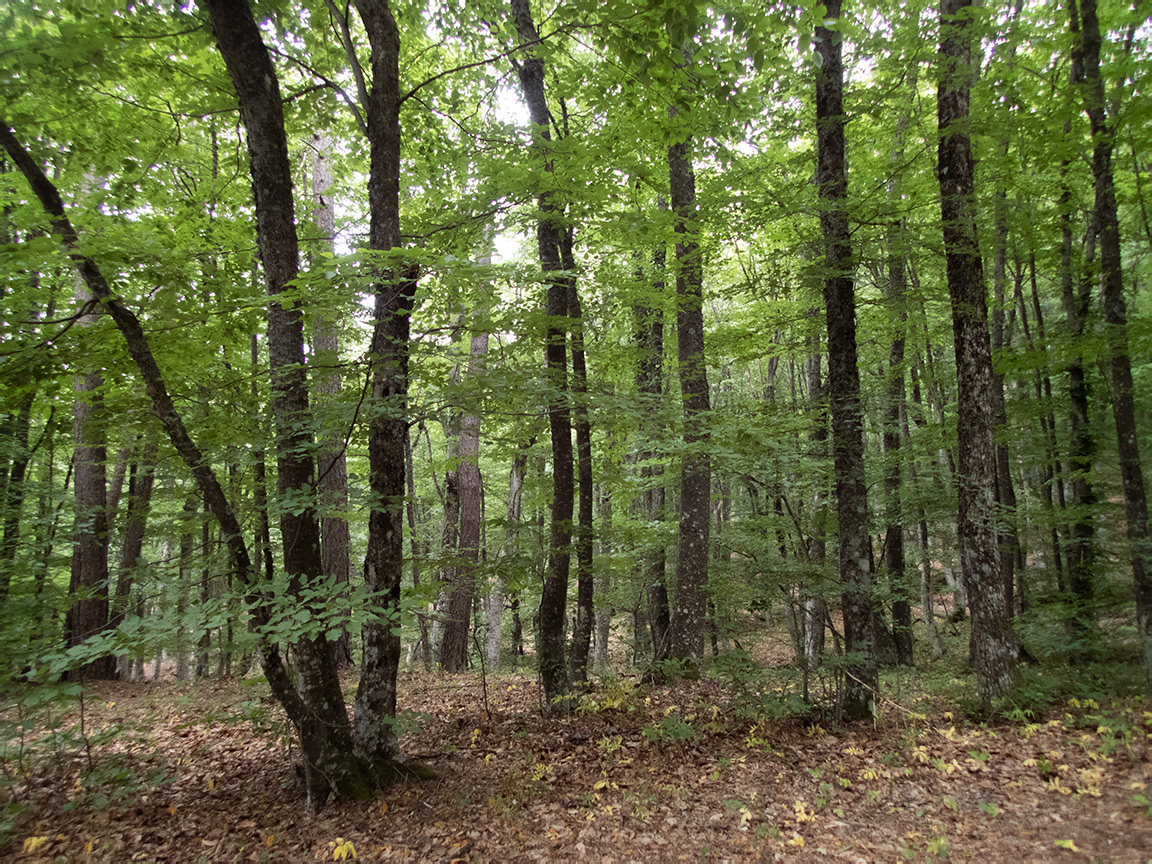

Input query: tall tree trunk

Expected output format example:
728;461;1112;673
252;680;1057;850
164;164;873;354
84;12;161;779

567;244;595;685
206;0;365;806
666;106;711;665
937;0;1017;707
817;0;877;717
440;318;489;673
65;263;115;680
1070;0;1152;690
511;0;572;704
0;389;34;604
111;436;157;676
885;93;913;668
352;0;419;767
636;243;670;659
310;132;354;669
405;424;432;669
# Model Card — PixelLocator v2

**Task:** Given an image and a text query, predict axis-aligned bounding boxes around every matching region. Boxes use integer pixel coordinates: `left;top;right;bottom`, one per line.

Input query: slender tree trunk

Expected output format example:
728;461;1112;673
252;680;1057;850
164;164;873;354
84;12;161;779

803;344;828;681
0;389;34;604
310;132;353;669
666;106;711;665
207;0;366;805
511;0;572;703
111;436;157;676
885;98;913;668
440;320;488;673
567;247;595;685
352;0;419;767
1071;0;1152;690
593;482;612;674
937;0;1017;707
1;116;330;799
405;424;432;669
636;243;670;659
817;0;877;717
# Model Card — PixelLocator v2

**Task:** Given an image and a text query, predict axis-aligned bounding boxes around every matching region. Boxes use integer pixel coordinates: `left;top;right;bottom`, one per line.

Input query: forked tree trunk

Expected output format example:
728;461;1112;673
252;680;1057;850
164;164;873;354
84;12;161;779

937;0;1017;707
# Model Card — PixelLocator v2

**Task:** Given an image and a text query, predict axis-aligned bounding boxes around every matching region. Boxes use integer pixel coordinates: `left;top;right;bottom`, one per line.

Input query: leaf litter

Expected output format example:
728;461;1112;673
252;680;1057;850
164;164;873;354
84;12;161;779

1;672;1150;862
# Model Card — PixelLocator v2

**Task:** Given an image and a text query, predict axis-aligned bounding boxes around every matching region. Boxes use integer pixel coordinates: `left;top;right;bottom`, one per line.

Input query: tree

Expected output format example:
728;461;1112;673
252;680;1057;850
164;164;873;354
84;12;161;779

665;84;711;666
510;0;573;704
816;0;878;718
937;0;1017;707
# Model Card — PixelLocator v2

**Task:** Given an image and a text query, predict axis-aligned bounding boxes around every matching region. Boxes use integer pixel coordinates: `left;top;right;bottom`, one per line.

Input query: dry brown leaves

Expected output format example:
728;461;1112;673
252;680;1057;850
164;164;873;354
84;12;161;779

2;672;1150;863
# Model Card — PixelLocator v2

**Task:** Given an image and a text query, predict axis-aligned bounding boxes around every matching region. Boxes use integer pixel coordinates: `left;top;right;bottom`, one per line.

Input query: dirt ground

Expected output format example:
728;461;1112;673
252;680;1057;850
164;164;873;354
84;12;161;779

2;663;1150;863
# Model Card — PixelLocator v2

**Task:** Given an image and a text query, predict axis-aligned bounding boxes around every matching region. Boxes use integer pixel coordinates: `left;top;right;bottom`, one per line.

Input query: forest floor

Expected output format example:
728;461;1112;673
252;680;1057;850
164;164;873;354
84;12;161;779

2;649;1151;863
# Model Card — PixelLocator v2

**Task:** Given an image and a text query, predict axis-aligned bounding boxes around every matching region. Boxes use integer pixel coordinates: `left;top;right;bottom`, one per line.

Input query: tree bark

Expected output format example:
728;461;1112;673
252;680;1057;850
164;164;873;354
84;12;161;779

207;0;367;805
310;132;354;669
1071;0;1152;690
636;241;670;660
817;0;878;717
937;0;1018;707
567;243;595;686
511;0;572;704
440;318;489;673
666;108;711;666
352;0;419;767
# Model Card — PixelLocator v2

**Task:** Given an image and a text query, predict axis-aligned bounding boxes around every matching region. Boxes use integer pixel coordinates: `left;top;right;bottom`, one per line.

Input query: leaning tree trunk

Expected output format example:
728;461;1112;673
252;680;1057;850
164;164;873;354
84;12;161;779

937;0;1017;708
511;0;573;704
0;113;346;801
816;0;878;717
1072;0;1152;691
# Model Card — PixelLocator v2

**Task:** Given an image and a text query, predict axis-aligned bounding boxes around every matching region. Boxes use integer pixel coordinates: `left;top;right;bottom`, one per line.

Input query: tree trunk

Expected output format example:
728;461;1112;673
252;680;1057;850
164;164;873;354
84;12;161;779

207;0;366;806
65;261;115;680
310;132;354;669
1070;0;1152;689
666;108;711;666
440;319;489;673
567;248;595;686
111;436;157;675
0;115;334;800
0;389;34;604
352;0;419;769
884;91;913;668
636;241;670;660
937;0;1017;707
817;0;878;717
511;0;572;704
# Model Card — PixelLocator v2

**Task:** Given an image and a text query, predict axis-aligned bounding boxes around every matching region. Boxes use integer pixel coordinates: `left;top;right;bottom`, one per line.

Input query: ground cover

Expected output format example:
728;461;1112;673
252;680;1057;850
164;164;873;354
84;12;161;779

1;663;1150;862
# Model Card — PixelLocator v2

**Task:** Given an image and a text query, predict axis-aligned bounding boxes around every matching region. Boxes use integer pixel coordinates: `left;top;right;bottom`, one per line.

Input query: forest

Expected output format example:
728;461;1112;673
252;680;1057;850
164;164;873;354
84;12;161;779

1;0;1151;859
